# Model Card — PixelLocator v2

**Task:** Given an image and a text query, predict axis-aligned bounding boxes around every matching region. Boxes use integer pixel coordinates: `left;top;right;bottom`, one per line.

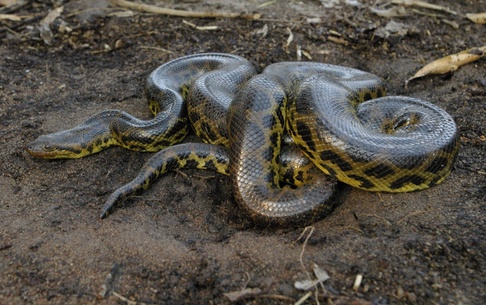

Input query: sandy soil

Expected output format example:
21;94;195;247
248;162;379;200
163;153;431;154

1;0;485;304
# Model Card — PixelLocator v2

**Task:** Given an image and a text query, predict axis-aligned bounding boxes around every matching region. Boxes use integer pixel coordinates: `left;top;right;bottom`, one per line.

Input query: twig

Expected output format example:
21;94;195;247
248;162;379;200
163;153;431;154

182;20;219;31
295;291;313;305
109;0;260;20
391;0;457;15
257;294;295;302
137;45;174;54
112;291;147;305
296;226;314;275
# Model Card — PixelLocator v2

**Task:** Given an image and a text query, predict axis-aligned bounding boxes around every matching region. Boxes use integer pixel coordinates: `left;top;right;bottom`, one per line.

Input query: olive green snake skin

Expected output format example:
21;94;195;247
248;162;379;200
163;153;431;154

26;53;460;226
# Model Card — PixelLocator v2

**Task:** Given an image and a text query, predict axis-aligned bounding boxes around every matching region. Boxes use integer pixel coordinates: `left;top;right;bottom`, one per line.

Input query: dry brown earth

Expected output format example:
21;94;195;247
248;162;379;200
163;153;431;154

1;0;485;304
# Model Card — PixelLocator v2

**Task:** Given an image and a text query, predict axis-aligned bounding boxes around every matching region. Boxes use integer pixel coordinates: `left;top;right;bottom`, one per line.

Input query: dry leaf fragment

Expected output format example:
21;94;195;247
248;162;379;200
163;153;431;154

320;0;340;8
294;264;330;290
255;24;268;37
285;27;294;52
223;288;262;302
353;273;363;291
406;46;486;86
38;6;63;45
327;35;349;46
370;6;408;18
307;17;322;23
466;12;486;24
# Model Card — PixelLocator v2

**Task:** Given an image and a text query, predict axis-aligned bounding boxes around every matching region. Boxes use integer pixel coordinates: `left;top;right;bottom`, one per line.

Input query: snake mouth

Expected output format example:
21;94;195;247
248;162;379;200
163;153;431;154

25;140;83;159
25;143;56;158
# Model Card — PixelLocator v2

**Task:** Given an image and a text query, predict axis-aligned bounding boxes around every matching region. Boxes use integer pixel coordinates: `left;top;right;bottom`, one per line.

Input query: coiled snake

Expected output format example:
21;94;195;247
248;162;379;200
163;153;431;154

26;53;460;226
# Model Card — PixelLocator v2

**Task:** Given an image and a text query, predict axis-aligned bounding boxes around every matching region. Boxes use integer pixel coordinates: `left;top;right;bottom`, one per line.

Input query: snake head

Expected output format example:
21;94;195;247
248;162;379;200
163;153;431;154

25;120;114;159
26;131;86;159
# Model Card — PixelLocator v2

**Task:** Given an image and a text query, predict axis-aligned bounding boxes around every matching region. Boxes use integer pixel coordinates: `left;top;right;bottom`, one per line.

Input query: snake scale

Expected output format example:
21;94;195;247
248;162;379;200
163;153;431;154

26;53;460;226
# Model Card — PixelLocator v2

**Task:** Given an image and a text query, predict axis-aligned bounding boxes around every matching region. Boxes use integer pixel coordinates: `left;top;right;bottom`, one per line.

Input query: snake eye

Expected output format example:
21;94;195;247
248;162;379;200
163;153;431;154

41;144;54;151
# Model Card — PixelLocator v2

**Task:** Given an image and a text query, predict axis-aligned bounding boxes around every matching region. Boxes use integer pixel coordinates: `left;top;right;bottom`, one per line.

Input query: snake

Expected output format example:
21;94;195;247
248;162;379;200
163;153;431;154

26;53;460;227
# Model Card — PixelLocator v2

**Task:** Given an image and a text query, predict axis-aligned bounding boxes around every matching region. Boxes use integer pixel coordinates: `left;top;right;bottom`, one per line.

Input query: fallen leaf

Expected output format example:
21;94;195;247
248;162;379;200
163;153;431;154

295;264;330;290
466;12;486;24
406;46;486;85
38;6;63;45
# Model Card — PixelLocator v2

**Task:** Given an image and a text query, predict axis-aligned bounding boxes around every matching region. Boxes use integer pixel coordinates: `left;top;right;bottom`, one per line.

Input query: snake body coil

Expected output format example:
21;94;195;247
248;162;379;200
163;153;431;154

26;53;459;226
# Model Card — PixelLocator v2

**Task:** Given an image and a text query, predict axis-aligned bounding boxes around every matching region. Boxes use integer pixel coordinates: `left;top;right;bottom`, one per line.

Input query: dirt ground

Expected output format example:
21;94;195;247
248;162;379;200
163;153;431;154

1;0;485;304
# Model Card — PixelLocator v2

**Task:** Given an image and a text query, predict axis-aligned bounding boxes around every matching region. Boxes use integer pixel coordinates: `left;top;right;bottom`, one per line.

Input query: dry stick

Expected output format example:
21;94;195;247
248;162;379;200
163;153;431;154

109;0;261;19
112;292;146;305
391;0;457;15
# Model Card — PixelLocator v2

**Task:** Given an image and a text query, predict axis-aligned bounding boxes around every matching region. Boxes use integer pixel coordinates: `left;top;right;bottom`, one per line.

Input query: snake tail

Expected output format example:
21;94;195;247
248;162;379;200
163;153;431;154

99;143;229;218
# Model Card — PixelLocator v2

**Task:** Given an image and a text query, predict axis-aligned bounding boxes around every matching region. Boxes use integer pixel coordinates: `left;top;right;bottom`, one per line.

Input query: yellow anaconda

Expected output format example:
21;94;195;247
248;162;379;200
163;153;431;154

26;53;460;226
